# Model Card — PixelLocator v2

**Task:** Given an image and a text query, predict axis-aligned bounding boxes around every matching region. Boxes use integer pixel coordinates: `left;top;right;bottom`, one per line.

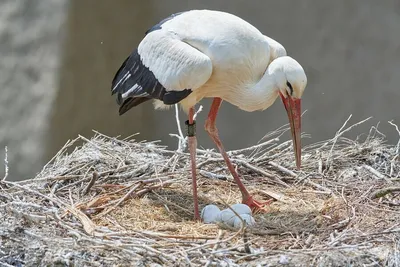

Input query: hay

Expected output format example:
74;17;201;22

1;115;400;266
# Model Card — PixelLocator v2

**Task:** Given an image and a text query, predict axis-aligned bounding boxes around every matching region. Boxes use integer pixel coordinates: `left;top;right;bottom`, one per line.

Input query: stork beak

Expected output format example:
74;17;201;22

279;92;301;170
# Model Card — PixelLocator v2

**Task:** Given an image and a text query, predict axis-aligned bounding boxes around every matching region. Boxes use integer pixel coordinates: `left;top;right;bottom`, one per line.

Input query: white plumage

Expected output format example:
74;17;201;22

146;10;291;111
111;9;307;220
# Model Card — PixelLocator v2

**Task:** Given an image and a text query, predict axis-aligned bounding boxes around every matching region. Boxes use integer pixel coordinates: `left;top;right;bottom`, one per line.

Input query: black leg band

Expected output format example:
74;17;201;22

185;120;196;137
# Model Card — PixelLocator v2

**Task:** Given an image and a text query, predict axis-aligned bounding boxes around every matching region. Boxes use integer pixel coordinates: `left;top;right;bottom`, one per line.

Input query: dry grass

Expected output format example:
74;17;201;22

1;115;400;266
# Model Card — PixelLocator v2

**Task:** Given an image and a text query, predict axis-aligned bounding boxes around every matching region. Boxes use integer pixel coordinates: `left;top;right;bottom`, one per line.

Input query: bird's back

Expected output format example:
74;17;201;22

157;10;272;104
112;10;275;113
158;10;270;67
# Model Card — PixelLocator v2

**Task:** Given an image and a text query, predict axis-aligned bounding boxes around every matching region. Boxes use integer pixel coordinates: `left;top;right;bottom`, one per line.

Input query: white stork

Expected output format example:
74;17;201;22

111;9;307;220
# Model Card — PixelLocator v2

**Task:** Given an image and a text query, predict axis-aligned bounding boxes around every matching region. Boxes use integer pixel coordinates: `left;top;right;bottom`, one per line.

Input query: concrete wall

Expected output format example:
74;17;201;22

0;0;66;180
2;0;400;180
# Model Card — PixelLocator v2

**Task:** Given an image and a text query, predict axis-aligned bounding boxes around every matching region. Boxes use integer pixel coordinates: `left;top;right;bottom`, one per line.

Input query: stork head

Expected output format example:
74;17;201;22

270;56;307;170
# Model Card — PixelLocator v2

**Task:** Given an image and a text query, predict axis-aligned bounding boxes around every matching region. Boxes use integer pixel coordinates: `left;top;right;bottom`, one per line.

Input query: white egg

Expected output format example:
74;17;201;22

230;203;252;215
215;211;223;223
233;214;256;228
219;209;237;226
201;205;221;224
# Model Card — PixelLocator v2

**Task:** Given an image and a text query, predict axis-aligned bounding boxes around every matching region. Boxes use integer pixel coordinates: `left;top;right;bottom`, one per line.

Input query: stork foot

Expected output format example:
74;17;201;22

242;195;274;213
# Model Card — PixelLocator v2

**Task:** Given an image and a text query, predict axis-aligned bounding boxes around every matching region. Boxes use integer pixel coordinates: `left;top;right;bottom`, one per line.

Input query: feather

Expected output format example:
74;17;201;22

111;49;193;115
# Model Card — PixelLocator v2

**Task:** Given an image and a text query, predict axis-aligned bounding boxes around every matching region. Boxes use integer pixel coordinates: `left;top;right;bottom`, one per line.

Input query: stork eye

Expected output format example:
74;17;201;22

286;81;293;95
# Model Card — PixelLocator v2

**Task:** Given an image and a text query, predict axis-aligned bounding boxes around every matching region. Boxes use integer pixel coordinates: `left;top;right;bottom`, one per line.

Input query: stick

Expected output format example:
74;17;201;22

235;159;289;187
304;179;332;193
2;146;8;181
83;171;99;195
259;189;290;203
316;149;323;174
170;104;187;152
323;116;372;167
228;138;280;155
388;120;400;155
193;105;203;120
268;161;297;177
205;230;224;267
101;183;143;216
39;137;79;174
199;170;228;180
362;165;391;182
370;186;400;199
2;180;99;236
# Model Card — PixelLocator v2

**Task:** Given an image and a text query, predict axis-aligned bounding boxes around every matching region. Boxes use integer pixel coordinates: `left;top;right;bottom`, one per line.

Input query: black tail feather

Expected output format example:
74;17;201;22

119;97;151;115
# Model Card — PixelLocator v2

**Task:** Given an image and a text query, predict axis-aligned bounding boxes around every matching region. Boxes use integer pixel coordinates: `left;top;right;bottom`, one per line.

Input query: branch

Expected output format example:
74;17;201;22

370;186;400;199
323;115;372;168
170;104;187;152
2;146;8;181
388;120;400;155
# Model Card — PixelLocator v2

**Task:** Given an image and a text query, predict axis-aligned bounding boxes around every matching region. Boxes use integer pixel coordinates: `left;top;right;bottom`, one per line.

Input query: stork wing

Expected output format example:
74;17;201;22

112;30;213;115
264;35;287;62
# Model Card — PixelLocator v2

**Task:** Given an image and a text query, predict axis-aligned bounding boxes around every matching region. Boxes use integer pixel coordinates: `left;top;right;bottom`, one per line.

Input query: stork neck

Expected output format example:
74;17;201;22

240;69;279;112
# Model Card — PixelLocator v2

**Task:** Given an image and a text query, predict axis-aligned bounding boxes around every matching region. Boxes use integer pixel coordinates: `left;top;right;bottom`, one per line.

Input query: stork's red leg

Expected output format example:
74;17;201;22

204;98;272;212
188;107;200;220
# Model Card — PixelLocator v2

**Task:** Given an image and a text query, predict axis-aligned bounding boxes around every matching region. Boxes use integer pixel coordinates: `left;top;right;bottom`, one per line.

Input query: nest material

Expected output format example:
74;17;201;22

1;116;400;266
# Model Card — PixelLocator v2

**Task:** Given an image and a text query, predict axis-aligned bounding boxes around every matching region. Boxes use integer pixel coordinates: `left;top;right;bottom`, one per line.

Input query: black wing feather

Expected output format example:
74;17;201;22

111;48;192;115
111;11;192;115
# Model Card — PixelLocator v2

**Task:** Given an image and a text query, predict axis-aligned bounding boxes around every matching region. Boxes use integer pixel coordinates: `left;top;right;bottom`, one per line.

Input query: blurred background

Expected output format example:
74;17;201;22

1;0;399;181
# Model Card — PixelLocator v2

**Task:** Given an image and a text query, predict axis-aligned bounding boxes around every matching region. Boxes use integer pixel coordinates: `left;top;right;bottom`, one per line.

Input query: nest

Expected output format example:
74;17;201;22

1;115;400;266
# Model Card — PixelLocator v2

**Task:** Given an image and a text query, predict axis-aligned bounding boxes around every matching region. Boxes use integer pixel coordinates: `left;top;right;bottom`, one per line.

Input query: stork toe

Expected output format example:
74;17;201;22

242;195;274;213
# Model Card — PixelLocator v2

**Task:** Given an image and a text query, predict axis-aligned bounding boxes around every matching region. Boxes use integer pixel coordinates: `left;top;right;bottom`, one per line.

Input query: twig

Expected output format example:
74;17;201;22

39;137;79;174
2;146;8;181
17;174;85;184
304;179;332;193
100;183;143;216
196;157;221;169
370;187;400;199
301;190;333;195
268;161;297;177
7;206;47;224
140;243;177;262
193;105;203;120
254;140;293;162
205;230;224;267
2;180;64;206
2;180;99;236
362;165;391;182
235;159;289;187
316;149;323;174
199;170;228;181
197;157;289;187
259;189;290;203
324;115;372;168
170;104;187;152
228;138;279;156
388;120;400;155
152;190;194;216
83;171;99;195
128;230;215;240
